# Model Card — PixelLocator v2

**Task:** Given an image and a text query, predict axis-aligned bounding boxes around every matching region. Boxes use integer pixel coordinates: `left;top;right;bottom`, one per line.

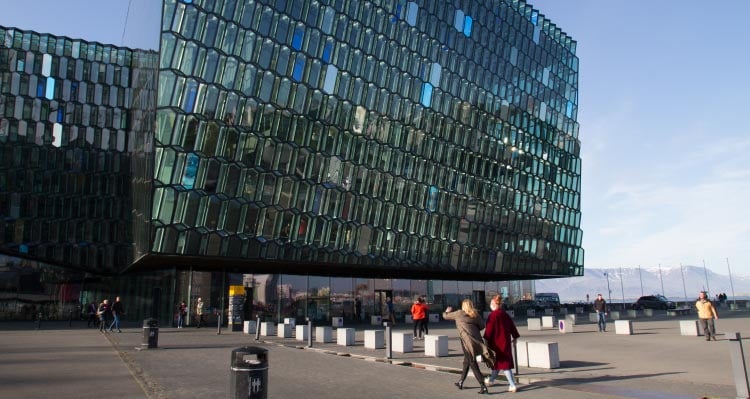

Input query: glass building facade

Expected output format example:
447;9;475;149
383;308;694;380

0;0;582;324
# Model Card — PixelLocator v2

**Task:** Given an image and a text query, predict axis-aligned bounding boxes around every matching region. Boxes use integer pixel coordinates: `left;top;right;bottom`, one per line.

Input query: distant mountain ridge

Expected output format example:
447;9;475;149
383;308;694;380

535;265;750;303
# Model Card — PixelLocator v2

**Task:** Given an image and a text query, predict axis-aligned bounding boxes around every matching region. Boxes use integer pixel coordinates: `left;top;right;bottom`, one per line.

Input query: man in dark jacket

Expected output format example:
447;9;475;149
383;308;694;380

594;293;608;332
109;296;124;333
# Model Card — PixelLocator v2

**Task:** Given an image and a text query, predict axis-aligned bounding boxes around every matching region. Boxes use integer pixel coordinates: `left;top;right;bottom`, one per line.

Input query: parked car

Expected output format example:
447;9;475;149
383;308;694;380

632;295;676;310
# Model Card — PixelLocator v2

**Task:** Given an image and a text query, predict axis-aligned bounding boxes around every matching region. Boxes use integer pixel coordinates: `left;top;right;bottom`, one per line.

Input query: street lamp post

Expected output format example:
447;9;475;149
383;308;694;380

679;263;688;304
727;258;737;308
658;263;665;296
604;271;612;306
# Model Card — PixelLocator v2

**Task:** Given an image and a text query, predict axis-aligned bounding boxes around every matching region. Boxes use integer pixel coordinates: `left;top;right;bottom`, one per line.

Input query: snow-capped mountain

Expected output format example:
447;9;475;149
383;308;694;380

536;265;750;303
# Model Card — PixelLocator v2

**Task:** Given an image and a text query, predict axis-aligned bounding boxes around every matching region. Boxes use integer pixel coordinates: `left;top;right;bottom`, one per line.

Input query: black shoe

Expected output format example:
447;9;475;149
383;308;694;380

478;386;489;394
454;381;464;390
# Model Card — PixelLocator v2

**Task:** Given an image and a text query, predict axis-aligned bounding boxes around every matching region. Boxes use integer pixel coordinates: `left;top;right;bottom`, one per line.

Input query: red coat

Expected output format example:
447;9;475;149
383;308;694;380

483;309;520;370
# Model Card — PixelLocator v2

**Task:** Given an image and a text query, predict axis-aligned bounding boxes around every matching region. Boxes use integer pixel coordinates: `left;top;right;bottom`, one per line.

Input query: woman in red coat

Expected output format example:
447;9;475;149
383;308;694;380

483;295;520;392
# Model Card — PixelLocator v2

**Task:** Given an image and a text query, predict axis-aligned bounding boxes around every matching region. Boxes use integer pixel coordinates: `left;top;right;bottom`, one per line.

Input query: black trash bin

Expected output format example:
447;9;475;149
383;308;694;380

230;346;268;399
141;318;159;349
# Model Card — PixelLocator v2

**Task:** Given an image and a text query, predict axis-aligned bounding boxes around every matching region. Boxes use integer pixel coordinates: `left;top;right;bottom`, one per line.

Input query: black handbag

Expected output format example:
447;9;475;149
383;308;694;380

481;340;497;369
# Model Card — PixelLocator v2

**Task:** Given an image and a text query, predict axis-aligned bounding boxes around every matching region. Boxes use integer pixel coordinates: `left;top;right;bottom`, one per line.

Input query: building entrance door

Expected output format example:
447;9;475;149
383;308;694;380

374;290;393;317
472;290;486;313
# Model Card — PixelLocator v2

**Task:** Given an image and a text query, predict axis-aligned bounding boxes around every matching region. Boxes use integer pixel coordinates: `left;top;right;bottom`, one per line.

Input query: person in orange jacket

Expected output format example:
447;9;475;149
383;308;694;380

410;297;429;339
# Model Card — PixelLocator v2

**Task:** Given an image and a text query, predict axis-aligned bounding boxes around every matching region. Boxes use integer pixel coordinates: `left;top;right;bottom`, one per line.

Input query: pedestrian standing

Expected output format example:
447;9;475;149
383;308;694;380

594;293;608;332
98;299;111;333
386;297;396;325
483;295;520;392
196;297;205;328
109;296;124;333
443;299;489;394
410;297;429;339
178;300;187;328
696;291;719;341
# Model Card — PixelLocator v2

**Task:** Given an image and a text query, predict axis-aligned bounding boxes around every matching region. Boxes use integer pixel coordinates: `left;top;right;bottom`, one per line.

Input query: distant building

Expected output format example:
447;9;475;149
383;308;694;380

0;0;583;324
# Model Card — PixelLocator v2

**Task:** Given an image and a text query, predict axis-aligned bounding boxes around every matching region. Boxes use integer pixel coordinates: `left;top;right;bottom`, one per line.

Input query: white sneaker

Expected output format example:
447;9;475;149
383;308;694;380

484;377;496;386
508;385;517;392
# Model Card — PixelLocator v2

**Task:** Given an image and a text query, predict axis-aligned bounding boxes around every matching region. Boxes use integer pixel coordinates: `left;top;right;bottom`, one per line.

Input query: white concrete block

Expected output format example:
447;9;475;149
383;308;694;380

284;317;296;327
365;330;385;349
627;310;638;318
371;315;382;325
589;313;599;323
565;314;577;325
527;341;559;369
428;313;440;322
544;308;554;316
392;332;413;353
610;311;621;320
332;317;344;328
315;326;333;343
260;322;276;336
243;320;257;334
527;309;536;317
558;319;574;333
615;320;633;335
507;310;515;319
680;320;702;336
515;340;529;367
337;327;355;346
527;318;542;331
295;325;309;341
424;335;448;357
643;309;654;317
575;307;584;314
542;315;555;328
558;308;568;315
277;323;292;338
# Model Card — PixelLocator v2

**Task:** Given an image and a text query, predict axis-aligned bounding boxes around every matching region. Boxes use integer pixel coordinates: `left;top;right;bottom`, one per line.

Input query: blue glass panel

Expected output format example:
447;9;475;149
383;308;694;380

183;0;193;3
292;58;305;81
531;11;538;26
45;77;55;100
429;63;441;87
37;81;44;97
57;108;64;123
406;2;418;26
322;42;333;63
182;153;199;189
184;83;197;112
566;101;574;118
420;82;433;107
292;27;304;50
533;27;540;44
463;16;473;37
427;186;439;212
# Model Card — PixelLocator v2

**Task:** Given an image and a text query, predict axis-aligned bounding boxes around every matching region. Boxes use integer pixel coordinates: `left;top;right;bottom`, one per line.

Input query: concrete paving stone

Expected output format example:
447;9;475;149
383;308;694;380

0;310;748;399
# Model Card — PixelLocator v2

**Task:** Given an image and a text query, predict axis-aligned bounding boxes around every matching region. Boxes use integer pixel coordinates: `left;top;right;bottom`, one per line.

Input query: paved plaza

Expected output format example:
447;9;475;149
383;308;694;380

0;309;748;399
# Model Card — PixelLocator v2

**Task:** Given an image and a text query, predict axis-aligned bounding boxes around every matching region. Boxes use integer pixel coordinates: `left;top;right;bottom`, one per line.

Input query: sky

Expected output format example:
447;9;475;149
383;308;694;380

2;1;749;276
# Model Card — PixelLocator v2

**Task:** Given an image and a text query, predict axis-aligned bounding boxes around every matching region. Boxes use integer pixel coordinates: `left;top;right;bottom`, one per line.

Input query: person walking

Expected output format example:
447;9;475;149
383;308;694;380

354;297;362;322
696;291;719;341
196;297;205;328
386;297;396;325
410;297;429;339
109;296;124;333
594;293;608;332
483;295;520;392
177;300;187;328
443;299;489;394
97;299;111;333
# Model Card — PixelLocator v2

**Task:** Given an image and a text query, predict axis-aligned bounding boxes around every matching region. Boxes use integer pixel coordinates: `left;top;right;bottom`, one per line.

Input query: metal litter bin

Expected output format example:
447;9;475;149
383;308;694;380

230;346;268;399
141;318;159;349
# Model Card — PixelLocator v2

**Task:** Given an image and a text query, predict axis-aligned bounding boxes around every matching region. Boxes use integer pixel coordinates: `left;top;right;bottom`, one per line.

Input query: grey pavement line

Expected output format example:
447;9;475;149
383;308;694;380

104;333;167;399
